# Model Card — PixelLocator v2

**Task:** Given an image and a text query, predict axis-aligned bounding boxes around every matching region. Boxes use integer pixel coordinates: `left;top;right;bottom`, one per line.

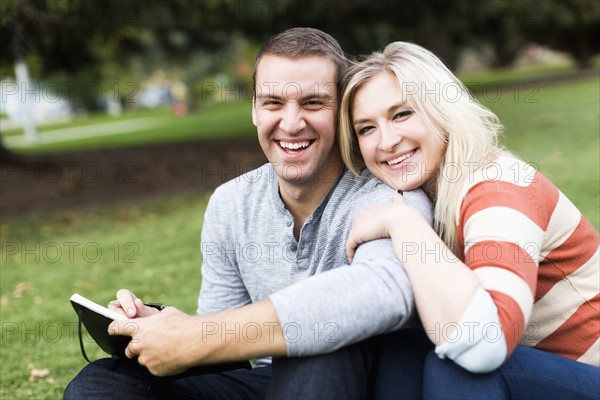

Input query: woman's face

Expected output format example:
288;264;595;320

351;71;445;192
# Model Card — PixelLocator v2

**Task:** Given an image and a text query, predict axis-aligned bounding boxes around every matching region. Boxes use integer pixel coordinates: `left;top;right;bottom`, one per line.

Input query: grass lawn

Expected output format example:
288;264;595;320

1;101;254;154
1;76;599;399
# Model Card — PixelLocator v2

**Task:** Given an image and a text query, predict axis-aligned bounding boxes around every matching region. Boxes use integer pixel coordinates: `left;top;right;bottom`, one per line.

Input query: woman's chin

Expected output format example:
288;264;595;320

381;176;420;192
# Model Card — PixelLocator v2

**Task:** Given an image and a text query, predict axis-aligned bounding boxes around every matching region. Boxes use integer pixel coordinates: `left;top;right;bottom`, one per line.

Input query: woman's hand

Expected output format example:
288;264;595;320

347;191;411;263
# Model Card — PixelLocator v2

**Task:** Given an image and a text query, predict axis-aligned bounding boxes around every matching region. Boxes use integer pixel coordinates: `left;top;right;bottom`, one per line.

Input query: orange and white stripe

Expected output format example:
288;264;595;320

456;156;600;366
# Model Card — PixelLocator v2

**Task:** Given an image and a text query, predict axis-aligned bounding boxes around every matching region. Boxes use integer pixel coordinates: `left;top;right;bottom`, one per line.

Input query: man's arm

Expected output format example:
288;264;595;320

109;188;429;374
197;190;252;315
109;236;410;375
268;188;429;356
269;237;413;356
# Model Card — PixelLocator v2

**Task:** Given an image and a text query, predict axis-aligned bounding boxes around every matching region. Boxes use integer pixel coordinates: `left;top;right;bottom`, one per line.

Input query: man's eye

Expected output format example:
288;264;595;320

304;101;323;109
263;100;281;108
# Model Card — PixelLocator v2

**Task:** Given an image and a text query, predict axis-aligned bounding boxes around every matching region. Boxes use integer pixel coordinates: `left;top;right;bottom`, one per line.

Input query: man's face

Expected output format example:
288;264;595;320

252;55;340;186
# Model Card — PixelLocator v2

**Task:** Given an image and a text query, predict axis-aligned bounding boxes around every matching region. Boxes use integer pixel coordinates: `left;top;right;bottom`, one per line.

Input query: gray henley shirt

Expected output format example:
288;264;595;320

197;163;432;363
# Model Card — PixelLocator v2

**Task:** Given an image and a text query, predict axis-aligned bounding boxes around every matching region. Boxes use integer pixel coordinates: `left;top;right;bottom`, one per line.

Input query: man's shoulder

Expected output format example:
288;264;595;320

335;169;433;223
335;169;394;204
338;169;389;193
211;163;275;199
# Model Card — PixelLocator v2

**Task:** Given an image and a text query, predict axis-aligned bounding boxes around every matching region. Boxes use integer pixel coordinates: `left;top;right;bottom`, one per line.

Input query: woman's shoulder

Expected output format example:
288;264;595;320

457;153;565;230
471;153;537;186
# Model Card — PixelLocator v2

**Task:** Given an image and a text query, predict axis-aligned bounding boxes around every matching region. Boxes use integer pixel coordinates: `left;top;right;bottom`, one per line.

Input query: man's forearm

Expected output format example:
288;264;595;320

184;298;287;366
269;238;415;357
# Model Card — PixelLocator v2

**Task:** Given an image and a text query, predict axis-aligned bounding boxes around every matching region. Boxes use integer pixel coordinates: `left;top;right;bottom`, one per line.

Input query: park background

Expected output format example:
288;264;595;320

1;0;598;398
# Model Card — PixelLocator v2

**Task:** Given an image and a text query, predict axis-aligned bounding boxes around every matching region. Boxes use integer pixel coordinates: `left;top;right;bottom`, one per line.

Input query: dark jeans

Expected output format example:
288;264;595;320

63;357;272;400
423;345;600;400
63;338;373;400
368;329;435;399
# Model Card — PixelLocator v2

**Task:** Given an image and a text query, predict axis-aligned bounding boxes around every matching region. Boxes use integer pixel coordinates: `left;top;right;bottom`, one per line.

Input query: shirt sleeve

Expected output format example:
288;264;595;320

268;188;432;357
269;236;417;356
197;192;252;315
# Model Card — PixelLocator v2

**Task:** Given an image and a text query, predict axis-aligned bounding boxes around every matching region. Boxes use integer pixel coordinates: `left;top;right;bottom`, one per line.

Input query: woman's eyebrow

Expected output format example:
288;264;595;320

353;102;408;125
352;116;372;126
387;101;407;113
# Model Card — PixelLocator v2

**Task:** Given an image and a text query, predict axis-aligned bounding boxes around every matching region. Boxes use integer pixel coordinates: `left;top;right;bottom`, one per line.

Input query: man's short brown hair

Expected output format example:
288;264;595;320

252;27;347;97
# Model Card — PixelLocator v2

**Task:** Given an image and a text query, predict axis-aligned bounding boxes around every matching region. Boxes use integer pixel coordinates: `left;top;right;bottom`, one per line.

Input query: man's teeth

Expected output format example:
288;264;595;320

280;141;310;150
387;151;415;165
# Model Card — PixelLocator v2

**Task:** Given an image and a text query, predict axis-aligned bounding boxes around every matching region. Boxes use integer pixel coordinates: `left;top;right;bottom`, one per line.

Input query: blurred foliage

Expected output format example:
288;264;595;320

1;0;598;110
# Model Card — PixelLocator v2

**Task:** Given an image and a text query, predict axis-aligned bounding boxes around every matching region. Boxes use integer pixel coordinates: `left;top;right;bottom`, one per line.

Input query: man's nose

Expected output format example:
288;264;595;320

280;105;307;134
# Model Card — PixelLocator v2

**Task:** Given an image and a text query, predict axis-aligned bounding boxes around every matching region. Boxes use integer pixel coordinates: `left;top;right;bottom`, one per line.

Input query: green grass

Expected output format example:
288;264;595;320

0;107;166;137
1;76;598;399
480;77;599;228
1;192;209;398
459;60;580;88
2;101;254;154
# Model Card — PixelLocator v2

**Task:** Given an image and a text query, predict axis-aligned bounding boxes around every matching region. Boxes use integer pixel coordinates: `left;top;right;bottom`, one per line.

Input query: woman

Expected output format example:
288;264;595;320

339;42;599;399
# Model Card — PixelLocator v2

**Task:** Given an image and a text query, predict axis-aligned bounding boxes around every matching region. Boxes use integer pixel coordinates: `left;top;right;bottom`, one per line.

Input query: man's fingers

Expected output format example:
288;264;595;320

124;342;139;359
108;320;139;337
116;289;139;317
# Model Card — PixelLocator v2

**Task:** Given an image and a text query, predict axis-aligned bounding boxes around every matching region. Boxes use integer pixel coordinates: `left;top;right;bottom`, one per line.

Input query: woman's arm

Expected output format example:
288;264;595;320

347;191;509;372
348;191;479;343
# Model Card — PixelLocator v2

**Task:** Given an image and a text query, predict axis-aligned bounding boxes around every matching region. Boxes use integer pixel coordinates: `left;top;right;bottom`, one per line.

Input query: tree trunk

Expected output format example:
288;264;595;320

0;140;23;165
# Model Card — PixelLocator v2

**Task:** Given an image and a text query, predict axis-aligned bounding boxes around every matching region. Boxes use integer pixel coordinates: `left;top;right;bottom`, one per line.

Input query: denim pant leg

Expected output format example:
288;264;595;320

63;357;272;400
266;340;373;400
423;345;600;400
369;329;434;400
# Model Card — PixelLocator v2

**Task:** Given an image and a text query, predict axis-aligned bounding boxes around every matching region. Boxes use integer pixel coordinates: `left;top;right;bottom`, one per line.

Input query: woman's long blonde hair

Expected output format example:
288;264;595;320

339;42;503;253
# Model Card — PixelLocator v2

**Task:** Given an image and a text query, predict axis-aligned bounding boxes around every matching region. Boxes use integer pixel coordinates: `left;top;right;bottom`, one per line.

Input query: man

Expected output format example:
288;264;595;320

64;27;432;399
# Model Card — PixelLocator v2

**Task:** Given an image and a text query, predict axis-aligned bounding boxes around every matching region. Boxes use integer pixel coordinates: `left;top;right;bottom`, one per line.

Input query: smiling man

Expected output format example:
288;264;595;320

64;28;433;400
252;53;342;237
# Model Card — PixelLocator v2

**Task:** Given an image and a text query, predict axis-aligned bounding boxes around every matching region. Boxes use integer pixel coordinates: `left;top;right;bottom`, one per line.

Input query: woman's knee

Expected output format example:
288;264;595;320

423;350;505;400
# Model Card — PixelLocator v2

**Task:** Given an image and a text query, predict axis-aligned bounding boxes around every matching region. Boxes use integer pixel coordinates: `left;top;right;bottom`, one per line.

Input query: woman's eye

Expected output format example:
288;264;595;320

393;110;412;120
356;126;373;136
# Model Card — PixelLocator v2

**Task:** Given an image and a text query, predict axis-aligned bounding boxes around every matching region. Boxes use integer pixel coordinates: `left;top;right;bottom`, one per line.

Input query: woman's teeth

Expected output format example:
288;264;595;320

387;151;415;165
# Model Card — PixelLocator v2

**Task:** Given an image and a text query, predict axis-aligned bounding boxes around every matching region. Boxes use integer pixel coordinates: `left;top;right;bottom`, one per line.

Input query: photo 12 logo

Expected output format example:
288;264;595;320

1;241;140;264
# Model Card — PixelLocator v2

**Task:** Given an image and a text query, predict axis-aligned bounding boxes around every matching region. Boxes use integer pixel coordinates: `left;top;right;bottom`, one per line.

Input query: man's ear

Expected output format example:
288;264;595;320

251;97;257;127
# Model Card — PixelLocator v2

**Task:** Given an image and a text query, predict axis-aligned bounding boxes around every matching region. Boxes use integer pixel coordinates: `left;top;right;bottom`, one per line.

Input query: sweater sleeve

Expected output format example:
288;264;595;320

455;177;545;360
434;286;507;372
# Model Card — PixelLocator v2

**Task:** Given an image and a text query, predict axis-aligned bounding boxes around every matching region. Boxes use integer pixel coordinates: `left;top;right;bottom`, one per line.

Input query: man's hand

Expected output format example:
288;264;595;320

108;307;195;376
108;298;287;377
107;288;160;318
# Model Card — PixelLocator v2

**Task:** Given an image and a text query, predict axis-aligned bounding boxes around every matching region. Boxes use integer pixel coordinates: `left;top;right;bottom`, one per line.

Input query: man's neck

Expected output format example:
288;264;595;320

279;161;342;239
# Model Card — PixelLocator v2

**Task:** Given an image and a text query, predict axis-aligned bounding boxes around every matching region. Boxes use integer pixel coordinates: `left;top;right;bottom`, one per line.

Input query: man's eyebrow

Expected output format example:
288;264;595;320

303;93;334;101
256;93;335;102
255;94;283;101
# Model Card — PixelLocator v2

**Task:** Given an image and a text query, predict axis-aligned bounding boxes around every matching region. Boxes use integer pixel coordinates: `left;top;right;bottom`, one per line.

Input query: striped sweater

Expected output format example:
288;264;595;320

456;156;599;366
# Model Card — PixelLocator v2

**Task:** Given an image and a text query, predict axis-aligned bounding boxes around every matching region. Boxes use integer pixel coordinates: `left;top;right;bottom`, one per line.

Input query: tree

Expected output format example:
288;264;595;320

519;0;600;69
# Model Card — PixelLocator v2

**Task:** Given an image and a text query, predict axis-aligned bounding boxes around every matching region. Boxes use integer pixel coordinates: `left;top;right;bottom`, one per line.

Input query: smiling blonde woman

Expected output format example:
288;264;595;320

340;41;599;399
